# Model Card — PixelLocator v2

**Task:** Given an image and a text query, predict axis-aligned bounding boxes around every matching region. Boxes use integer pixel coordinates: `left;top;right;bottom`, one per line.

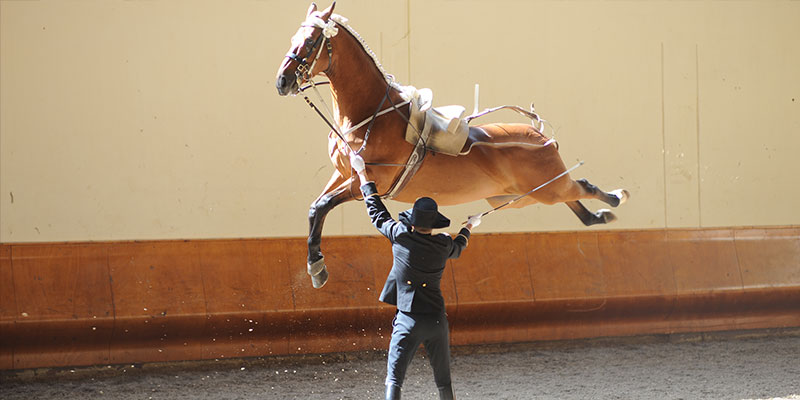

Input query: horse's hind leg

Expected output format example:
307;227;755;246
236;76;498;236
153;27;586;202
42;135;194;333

576;179;630;208
564;178;629;226
566;200;617;226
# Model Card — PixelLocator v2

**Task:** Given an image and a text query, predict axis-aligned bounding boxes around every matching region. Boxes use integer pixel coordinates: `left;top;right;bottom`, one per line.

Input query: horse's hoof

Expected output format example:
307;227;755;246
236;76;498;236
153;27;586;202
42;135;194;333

308;256;325;275
610;189;630;206
311;266;329;289
598;209;617;224
308;257;328;289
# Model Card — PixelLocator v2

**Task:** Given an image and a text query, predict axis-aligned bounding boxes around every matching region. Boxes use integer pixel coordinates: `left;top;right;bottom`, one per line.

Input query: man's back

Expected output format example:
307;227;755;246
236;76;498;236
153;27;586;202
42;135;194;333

381;229;456;313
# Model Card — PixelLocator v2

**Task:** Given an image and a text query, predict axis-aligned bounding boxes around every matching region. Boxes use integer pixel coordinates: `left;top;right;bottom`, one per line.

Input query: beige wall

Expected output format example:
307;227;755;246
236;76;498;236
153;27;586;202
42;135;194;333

1;0;798;243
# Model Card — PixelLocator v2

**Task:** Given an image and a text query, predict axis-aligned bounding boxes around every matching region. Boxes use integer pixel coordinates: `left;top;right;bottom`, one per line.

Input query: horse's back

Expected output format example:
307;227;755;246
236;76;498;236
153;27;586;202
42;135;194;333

462;123;554;154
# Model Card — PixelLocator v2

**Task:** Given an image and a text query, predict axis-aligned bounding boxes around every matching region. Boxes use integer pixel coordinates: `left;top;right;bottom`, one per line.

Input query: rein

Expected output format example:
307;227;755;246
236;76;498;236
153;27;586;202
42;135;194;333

298;79;411;159
289;16;412;161
286;13;429;200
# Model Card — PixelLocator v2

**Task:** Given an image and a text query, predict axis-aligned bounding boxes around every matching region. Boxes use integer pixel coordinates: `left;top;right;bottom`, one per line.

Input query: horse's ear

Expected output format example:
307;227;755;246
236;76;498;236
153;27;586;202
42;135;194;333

307;3;317;17
322;2;336;19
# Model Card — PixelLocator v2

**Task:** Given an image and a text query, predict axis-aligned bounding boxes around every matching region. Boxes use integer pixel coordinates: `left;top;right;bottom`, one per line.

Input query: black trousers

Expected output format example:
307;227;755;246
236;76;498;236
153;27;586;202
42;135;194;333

385;310;451;389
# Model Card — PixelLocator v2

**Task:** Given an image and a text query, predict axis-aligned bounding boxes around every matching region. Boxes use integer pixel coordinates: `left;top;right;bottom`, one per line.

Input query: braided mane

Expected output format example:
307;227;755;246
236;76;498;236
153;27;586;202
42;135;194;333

330;14;404;91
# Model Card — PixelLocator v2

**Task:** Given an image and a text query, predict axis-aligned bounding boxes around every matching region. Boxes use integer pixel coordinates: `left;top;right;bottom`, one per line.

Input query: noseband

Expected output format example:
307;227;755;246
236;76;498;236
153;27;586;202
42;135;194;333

284;16;337;83
283;13;415;200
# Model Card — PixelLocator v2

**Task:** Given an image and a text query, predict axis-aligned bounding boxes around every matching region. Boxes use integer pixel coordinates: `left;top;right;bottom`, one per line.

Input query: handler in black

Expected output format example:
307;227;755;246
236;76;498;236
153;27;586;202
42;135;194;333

350;153;481;400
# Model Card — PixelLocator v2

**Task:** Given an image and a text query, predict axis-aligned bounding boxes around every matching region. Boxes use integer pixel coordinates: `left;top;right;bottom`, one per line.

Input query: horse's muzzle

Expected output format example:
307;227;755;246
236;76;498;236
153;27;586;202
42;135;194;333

276;73;298;96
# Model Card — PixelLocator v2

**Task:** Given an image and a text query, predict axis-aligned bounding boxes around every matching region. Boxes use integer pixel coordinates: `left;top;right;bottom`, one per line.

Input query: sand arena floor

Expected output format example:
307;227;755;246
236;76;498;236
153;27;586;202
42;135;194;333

2;329;799;400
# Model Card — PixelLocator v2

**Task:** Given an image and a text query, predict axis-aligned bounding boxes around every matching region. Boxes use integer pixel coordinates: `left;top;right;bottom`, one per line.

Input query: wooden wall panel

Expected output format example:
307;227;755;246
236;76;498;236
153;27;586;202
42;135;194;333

108;241;206;364
10;244;113;369
1;227;799;370
735;227;800;289
731;227;800;329
529;231;606;302
198;239;295;360
450;234;535;345
524;231;608;342
0;245;14;369
454;234;534;303
597;231;674;299
591;231;676;338
666;229;746;326
668;229;742;294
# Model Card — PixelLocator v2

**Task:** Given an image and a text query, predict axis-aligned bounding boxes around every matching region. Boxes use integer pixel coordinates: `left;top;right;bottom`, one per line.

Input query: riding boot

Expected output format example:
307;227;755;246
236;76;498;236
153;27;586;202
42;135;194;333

437;384;455;400
385;384;401;400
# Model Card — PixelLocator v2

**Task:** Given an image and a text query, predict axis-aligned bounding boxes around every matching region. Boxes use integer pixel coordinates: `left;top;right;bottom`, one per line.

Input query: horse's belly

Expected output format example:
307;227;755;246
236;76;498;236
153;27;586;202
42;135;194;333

389;130;564;206
390;157;507;206
394;178;499;206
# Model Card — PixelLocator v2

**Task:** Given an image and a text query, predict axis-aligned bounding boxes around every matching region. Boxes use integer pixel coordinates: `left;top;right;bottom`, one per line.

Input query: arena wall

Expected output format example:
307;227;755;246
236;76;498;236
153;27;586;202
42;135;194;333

2;227;799;370
1;1;799;370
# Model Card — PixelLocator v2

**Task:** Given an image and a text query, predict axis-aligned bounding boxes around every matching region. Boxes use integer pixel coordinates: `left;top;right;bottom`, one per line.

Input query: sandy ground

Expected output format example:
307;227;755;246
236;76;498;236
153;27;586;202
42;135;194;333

2;329;799;400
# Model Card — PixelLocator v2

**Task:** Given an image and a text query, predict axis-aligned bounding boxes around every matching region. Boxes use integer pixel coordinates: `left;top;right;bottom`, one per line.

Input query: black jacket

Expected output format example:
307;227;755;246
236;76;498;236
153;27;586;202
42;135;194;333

361;182;470;314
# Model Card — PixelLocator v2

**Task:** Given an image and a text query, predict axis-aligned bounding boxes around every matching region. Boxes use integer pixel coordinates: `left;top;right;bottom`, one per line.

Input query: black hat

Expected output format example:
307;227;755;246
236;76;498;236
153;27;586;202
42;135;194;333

398;197;450;229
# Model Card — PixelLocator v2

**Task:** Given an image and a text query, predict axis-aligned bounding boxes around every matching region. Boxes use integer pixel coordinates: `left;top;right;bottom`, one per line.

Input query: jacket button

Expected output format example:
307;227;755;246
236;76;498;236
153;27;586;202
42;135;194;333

406;280;412;285
422;283;427;288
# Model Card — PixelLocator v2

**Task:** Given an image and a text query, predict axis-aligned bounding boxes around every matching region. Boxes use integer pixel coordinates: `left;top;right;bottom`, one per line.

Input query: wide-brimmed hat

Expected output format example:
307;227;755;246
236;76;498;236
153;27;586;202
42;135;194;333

398;197;450;229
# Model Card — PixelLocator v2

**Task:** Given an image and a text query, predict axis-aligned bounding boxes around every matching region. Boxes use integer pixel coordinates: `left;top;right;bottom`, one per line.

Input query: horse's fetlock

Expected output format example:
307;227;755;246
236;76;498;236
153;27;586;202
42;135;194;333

308;204;318;219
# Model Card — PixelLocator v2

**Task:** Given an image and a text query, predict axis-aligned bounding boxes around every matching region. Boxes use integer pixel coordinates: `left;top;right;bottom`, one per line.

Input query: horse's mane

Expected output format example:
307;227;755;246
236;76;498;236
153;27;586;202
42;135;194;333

330;14;404;91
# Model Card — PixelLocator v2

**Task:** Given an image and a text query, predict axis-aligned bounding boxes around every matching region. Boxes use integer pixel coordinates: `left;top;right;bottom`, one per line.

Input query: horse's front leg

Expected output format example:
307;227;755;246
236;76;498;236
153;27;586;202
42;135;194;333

307;172;357;288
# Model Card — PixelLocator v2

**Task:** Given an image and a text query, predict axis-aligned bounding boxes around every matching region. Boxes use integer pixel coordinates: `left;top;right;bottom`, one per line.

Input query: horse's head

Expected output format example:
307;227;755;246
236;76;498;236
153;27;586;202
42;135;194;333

276;2;338;96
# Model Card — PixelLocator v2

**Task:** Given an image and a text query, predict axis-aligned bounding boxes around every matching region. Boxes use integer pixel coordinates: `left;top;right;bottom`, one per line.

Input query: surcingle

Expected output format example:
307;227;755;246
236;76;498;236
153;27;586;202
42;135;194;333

399;86;469;156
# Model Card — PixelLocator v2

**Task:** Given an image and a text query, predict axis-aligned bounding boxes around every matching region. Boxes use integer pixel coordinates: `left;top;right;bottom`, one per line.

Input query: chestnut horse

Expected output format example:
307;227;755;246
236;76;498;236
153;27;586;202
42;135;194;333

276;2;629;288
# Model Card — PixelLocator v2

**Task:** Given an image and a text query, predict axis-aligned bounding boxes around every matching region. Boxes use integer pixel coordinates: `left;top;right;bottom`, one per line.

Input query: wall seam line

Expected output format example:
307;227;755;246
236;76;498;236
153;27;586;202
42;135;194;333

105;245;115;365
696;44;702;228
407;0;412;83
10;245;18;368
661;42;668;228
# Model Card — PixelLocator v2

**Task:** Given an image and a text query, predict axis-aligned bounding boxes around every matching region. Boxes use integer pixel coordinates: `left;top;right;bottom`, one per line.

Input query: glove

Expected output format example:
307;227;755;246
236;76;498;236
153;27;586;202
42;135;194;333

466;214;482;229
350;153;366;174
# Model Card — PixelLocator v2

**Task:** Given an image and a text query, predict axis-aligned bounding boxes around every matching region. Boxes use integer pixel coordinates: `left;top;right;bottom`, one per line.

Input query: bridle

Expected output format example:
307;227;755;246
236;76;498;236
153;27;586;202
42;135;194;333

284;15;335;84
281;13;424;201
281;14;414;159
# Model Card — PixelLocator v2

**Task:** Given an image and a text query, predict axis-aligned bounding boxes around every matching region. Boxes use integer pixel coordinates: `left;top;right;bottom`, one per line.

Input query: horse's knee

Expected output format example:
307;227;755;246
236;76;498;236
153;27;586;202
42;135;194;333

308;202;320;221
309;195;332;221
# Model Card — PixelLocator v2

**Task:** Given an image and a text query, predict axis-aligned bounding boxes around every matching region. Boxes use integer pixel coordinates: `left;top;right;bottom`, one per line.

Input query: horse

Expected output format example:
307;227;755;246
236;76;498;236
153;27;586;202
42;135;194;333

275;2;629;289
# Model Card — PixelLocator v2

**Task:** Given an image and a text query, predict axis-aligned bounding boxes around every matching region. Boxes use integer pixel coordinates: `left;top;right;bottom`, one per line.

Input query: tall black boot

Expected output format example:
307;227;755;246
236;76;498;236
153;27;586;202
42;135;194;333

439;384;456;400
438;384;455;400
385;384;401;400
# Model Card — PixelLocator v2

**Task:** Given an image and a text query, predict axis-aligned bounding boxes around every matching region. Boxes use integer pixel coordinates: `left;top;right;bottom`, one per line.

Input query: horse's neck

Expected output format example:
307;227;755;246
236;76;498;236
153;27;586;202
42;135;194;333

327;32;391;133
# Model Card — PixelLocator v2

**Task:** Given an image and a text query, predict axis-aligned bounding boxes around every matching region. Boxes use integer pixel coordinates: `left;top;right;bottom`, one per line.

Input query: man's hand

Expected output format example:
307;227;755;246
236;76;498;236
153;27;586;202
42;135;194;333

466;214;482;230
349;152;369;183
350;152;366;174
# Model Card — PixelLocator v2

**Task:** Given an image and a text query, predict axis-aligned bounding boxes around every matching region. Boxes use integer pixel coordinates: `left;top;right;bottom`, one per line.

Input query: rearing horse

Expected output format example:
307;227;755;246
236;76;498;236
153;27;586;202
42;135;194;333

276;2;629;289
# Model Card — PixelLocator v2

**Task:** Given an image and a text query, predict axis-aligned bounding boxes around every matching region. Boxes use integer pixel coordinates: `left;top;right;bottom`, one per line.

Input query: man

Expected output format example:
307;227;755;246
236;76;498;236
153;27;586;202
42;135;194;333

350;153;481;400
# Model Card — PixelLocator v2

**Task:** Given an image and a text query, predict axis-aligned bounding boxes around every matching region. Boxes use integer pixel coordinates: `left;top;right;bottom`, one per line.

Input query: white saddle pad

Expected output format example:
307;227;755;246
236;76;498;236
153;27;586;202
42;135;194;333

399;86;469;156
